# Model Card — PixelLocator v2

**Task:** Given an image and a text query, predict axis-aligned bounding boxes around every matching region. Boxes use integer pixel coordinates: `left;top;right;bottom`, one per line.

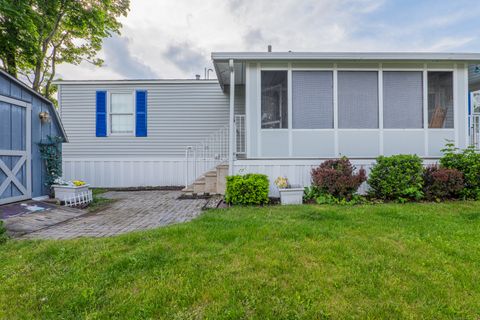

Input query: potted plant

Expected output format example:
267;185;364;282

274;176;304;205
52;178;90;201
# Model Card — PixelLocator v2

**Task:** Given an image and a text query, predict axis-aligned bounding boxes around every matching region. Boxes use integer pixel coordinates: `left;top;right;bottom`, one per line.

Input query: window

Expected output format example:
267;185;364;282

383;71;423;128
261;71;288;128
110;93;134;134
428;72;453;128
292;71;333;129
338;71;379;129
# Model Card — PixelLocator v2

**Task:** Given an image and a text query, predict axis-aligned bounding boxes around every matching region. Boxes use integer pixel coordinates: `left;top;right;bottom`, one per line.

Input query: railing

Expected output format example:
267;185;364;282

184;114;246;187
470;114;480;149
185;125;229;187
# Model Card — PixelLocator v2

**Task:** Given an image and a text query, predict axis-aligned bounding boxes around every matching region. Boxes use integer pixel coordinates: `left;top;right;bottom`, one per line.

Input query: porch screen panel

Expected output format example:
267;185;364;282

292;71;333;129
261;71;288;129
383;71;423;128
428;72;453;128
338;71;378;128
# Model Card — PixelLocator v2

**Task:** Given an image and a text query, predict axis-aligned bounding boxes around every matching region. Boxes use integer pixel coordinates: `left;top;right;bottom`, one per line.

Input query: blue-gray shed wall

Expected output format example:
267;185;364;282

0;73;63;197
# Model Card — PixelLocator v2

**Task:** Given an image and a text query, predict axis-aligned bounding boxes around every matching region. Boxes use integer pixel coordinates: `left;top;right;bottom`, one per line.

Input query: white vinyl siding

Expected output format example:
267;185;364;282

383;71;423;128
338;71;379;129
292;71;333;129
60;82;245;157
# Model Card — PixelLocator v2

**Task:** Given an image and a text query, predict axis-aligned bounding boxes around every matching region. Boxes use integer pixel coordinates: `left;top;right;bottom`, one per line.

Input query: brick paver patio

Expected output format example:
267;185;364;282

20;190;208;240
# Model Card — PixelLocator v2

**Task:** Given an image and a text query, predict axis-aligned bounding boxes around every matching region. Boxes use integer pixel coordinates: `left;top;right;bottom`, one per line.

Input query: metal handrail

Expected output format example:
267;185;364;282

184;115;246;187
470;114;480;150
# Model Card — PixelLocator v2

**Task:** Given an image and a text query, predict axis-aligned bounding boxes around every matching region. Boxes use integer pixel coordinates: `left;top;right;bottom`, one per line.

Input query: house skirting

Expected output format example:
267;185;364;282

234;158;440;196
62;158;187;188
63;157;440;191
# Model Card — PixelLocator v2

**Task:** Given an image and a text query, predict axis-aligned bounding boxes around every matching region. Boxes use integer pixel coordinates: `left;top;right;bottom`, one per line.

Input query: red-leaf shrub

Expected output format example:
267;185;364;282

311;158;366;200
423;165;464;201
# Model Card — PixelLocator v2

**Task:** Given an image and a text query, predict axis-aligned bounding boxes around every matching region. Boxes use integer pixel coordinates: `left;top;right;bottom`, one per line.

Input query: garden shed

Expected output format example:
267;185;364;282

0;69;67;205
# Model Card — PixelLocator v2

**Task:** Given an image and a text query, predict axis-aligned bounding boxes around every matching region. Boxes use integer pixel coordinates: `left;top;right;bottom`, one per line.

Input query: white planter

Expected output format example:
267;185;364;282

52;184;90;201
278;187;304;205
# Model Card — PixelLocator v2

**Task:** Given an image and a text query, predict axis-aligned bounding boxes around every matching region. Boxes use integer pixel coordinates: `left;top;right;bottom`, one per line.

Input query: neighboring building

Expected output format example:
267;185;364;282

56;51;480;193
0;69;67;205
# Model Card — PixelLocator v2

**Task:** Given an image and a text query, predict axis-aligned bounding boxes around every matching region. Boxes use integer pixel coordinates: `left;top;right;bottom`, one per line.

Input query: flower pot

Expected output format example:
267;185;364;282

278;187;304;205
52;184;90;201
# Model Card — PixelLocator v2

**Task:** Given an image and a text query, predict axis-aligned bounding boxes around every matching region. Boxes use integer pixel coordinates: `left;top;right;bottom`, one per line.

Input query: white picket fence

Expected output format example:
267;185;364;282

64;190;93;207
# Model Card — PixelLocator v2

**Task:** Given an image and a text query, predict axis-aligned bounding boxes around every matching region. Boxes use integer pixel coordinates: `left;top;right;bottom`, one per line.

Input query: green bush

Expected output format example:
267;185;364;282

440;143;480;199
225;174;269;205
0;221;8;244
368;154;424;202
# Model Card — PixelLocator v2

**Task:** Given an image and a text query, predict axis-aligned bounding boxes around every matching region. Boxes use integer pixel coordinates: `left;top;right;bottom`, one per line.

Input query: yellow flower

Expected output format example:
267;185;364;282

72;180;86;186
275;176;288;189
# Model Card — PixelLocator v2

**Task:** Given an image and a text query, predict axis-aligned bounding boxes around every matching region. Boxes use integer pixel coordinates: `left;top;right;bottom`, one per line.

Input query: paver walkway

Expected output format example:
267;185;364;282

18;191;208;240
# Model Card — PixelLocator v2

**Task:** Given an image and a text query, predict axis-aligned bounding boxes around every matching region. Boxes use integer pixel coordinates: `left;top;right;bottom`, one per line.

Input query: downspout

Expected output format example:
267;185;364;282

229;59;235;175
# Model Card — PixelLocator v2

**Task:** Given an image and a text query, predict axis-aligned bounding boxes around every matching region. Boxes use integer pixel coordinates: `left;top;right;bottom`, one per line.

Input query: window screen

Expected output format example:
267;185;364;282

383;71;423;128
338;71;378;128
110;93;134;134
428;72;453;128
292;71;333;129
261;71;288;129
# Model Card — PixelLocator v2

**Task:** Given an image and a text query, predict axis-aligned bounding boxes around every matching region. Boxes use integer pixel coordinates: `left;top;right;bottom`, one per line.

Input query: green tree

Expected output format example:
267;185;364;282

0;0;129;98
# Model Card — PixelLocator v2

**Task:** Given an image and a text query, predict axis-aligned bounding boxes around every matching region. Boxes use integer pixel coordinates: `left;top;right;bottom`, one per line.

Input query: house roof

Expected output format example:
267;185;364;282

0;69;68;142
211;51;480;62
212;51;480;88
53;79;219;85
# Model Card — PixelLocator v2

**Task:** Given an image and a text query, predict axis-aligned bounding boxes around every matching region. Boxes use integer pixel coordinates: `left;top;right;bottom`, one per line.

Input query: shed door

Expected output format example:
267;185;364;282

0;96;31;205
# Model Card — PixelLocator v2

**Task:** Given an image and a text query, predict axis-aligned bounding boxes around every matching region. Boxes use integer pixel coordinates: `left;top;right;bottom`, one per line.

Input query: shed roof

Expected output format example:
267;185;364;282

0;69;68;142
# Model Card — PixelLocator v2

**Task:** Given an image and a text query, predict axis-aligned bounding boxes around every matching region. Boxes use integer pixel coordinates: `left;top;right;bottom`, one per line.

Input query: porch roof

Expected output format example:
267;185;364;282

212;51;480;89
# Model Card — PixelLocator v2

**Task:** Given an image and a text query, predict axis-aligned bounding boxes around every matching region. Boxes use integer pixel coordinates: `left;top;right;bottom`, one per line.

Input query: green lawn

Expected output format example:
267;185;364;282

1;203;480;319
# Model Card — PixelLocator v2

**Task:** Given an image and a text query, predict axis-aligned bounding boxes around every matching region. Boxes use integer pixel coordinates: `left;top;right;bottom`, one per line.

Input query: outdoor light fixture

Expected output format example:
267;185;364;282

39;111;51;123
475;65;480;74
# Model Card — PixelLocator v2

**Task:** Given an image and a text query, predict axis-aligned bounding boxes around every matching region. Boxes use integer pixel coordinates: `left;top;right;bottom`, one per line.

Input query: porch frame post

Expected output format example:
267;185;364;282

229;59;235;175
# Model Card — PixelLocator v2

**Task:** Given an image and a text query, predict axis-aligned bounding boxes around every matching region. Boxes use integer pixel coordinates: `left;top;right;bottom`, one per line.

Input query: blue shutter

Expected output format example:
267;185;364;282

136;90;147;137
96;91;107;137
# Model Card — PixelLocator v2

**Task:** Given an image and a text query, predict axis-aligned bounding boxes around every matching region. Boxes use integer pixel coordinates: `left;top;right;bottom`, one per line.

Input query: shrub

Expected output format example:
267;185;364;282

225;174;269;205
440;143;480;199
368;154;424;201
422;165;464;201
0;221;8;245
310;157;366;200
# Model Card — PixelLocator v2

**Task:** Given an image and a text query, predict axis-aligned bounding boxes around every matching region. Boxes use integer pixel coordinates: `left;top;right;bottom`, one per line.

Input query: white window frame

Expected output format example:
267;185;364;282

255;62;457;159
107;90;135;136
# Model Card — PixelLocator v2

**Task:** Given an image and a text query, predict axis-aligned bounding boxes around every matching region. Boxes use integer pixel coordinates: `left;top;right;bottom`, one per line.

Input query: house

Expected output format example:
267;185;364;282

0;69;67;205
55;51;480;194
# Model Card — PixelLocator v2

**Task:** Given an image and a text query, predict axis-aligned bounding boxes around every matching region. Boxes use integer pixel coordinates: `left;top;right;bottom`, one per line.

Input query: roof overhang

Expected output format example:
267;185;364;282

212;51;480;89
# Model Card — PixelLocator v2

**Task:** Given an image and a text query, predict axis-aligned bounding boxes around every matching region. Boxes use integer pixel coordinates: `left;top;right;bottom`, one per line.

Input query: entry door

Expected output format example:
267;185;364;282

0;96;31;205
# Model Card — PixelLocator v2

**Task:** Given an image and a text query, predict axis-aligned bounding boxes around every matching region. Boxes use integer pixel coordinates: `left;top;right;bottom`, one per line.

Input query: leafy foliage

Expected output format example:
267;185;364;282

423;165;464;201
440;143;480;199
0;0;130;98
0;220;8;244
225;174;269;205
310;157;366;200
38;135;63;192
368;154;424;202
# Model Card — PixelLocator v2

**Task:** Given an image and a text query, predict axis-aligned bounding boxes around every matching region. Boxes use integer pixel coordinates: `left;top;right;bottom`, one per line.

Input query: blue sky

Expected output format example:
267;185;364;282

57;0;480;80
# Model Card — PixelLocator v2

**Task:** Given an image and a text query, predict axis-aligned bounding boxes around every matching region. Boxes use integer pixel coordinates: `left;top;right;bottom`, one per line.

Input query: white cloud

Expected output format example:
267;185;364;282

56;0;478;80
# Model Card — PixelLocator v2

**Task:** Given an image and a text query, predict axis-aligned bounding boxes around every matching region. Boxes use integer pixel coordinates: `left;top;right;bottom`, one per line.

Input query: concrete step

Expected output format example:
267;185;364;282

216;164;228;195
204;170;217;194
193;176;206;195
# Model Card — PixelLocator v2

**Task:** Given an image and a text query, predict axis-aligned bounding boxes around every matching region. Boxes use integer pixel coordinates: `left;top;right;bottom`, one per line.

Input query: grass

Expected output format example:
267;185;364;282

1;202;480;319
87;188;115;212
